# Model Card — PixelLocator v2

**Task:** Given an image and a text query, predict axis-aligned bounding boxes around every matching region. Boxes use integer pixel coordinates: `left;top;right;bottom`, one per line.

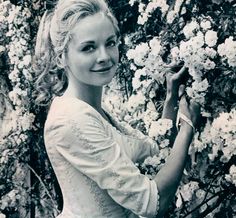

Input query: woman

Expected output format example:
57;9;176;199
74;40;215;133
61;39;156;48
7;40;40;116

34;0;200;217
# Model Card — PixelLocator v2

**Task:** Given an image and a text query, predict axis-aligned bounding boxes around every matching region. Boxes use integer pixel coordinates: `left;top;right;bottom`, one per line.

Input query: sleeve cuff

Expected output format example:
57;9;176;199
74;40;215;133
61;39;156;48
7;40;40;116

148;180;160;217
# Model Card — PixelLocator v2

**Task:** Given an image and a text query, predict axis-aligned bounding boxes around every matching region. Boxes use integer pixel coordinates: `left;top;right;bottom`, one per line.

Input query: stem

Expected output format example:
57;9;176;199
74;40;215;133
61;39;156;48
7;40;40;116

27;164;59;213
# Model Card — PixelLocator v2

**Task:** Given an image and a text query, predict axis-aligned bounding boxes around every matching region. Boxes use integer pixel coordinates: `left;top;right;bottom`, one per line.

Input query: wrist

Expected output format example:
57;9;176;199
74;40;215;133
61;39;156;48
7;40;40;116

165;93;179;104
177;122;194;149
179;120;195;136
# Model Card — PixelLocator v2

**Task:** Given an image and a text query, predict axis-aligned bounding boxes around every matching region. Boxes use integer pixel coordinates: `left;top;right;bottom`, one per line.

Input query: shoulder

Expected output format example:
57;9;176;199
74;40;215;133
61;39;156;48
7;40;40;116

44;97;115;152
44;96;104;137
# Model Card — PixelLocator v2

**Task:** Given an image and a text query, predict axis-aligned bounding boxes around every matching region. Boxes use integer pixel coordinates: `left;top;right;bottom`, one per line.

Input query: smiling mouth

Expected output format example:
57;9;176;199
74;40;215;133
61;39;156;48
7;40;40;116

91;66;113;72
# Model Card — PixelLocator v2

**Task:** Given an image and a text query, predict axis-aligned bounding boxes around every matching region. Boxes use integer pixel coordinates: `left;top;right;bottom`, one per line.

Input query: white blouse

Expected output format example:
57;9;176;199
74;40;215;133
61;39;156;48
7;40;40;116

44;96;160;218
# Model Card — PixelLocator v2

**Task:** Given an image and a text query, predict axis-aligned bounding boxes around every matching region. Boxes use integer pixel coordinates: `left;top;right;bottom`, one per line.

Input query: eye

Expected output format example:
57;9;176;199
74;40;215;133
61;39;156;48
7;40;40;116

106;40;117;48
81;45;95;52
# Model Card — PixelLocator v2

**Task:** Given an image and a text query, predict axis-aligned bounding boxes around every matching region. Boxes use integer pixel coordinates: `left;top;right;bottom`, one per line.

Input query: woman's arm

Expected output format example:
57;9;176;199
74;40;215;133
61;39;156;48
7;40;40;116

155;95;200;217
154;122;193;217
161;66;187;145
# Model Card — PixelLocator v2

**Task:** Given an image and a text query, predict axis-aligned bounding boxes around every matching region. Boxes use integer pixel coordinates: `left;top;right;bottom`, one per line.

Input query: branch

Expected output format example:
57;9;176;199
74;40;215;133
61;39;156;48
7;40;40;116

183;190;226;217
198;191;231;218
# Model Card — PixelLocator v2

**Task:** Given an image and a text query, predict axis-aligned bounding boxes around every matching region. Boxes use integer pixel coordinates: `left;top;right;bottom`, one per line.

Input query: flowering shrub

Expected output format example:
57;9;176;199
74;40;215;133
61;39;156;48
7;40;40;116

0;0;235;217
104;0;236;216
0;1;60;217
0;1;33;216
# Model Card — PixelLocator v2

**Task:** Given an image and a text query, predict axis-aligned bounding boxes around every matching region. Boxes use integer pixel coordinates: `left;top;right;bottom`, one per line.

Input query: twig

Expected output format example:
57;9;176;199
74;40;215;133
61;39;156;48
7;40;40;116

202;172;221;202
0;90;14;107
27;163;59;213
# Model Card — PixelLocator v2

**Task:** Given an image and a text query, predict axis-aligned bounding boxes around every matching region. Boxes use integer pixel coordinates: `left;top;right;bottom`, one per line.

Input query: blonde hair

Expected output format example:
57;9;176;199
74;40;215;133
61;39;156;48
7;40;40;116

33;0;119;105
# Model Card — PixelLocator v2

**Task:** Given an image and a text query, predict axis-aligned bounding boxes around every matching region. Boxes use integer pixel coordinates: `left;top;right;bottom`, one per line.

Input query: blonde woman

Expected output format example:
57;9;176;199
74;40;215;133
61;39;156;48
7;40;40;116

34;0;200;217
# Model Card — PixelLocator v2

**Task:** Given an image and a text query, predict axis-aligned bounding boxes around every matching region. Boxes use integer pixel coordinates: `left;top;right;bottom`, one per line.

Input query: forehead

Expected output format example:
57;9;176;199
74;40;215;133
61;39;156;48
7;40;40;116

70;12;116;44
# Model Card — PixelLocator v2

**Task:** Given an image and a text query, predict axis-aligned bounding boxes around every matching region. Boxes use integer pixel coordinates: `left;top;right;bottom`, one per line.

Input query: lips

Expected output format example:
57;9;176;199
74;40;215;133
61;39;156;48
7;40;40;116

91;66;113;72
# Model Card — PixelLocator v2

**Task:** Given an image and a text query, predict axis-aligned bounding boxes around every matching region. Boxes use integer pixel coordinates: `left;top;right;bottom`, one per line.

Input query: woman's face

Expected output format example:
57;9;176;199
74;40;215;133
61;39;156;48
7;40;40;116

65;12;119;87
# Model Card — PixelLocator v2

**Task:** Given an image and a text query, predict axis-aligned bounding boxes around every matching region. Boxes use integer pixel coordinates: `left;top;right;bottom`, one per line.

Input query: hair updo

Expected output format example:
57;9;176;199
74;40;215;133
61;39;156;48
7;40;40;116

33;0;119;106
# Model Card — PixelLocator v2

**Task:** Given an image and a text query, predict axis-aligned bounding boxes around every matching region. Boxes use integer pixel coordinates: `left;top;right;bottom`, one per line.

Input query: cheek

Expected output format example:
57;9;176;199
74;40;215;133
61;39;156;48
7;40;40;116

69;53;93;69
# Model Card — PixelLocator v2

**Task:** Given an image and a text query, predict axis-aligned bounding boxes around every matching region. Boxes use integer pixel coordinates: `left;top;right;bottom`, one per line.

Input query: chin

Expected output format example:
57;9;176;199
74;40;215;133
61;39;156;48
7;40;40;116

99;78;113;86
99;73;115;85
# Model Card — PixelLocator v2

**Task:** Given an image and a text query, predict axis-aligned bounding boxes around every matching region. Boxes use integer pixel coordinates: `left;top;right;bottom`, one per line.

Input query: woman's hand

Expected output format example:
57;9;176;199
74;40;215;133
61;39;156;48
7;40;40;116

179;95;201;129
165;64;187;99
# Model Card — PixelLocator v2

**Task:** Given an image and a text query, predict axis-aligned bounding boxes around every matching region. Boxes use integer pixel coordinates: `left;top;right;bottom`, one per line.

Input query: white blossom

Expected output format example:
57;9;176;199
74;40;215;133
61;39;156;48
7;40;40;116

205;30;218;47
0;213;6;218
149;118;173;138
149;37;161;55
200;20;211;30
176;181;199;207
19;112;35;131
0;45;5;53
129;0;137;7
217;37;236;67
126;92;146;112
183;20;200;39
225;165;236;187
126;42;150;66
209;109;236;162
186;79;209;104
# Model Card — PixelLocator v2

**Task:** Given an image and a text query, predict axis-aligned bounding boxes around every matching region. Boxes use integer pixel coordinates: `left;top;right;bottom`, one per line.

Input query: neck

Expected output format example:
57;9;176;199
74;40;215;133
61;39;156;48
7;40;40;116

64;82;103;111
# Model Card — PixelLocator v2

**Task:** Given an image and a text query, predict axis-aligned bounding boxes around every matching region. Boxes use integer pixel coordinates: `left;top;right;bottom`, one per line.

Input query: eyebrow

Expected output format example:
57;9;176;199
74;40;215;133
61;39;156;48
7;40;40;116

80;34;117;45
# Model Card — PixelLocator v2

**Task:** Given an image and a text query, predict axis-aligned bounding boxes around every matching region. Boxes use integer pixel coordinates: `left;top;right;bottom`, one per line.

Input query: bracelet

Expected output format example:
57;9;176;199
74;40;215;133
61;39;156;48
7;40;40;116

176;112;196;134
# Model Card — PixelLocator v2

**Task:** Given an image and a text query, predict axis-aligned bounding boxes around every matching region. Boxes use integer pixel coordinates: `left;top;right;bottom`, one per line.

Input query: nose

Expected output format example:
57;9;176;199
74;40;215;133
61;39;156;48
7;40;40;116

96;47;110;64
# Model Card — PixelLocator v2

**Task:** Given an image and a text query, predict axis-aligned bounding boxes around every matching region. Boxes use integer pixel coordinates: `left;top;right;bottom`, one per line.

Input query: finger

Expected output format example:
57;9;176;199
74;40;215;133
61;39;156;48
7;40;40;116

163;62;178;69
179;95;188;108
178;84;185;98
190;100;201;113
165;71;172;80
163;63;180;75
175;65;188;80
163;61;184;69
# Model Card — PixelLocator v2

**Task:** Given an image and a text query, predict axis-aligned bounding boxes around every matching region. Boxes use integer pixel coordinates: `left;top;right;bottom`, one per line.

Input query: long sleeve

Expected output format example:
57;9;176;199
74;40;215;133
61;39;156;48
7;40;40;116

44;105;160;217
107;117;160;163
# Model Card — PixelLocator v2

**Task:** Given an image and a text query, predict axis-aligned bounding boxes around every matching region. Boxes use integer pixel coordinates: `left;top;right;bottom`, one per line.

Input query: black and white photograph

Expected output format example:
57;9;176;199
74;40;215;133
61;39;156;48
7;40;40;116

0;0;235;217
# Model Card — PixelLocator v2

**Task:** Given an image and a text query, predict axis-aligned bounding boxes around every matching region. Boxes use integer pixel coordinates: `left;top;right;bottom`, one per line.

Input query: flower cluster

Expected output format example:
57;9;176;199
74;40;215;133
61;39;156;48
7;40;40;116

149;118;172;138
225;165;236;187
126;37;166;83
176;181;199;208
0;1;35;216
209;108;236;162
1;2;34;135
133;0;169;25
127;16;221;106
218;36;236;68
0;190;21;211
140;125;172;178
140;118;172;177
